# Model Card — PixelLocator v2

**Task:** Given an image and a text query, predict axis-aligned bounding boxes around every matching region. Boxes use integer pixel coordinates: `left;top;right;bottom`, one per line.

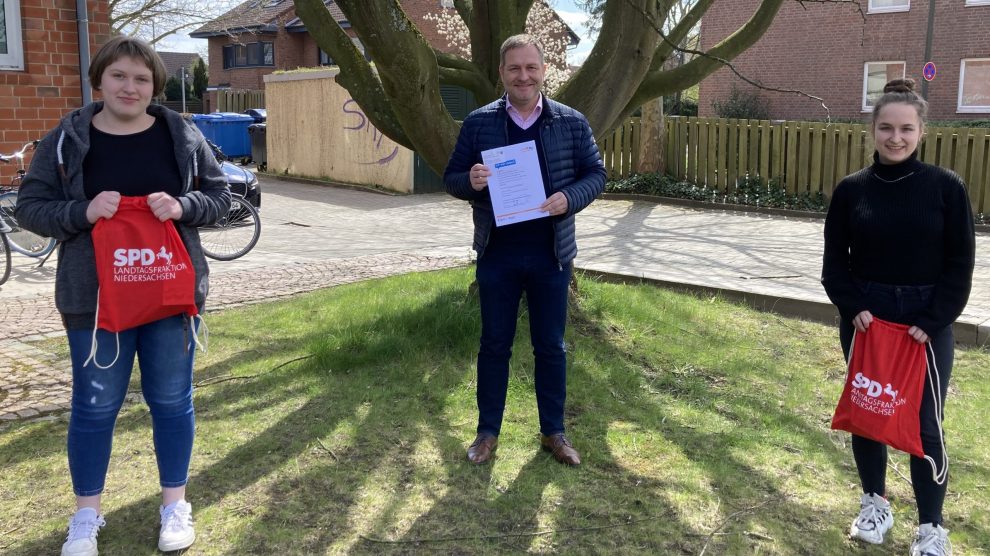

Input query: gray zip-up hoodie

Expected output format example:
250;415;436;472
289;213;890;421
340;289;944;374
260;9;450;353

15;102;231;326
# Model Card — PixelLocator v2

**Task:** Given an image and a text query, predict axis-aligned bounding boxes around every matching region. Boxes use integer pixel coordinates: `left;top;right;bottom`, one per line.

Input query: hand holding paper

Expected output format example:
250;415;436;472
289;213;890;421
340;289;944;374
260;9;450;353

481;140;549;227
469;163;492;192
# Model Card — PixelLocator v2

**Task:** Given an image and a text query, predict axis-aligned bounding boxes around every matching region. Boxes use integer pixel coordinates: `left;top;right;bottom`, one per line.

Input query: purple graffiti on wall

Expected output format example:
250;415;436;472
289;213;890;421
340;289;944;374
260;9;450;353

342;98;399;165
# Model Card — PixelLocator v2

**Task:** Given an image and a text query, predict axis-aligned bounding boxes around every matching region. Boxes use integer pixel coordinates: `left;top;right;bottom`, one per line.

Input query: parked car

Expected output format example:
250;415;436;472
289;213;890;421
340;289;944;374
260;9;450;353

208;139;261;209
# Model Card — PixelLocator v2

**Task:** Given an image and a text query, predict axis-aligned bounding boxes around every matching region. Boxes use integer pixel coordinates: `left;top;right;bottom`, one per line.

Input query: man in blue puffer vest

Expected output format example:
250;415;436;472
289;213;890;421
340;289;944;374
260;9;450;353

443;34;606;467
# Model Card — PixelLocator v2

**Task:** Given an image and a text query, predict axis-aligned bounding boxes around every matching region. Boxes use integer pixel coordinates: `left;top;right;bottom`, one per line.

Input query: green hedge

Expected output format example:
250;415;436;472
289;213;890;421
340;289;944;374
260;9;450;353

605;173;988;226
606;173;827;212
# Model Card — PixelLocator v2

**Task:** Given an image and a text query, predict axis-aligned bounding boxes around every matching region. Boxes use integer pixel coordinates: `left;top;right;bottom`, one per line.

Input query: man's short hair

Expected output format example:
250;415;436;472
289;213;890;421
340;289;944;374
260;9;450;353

89;36;168;97
499;34;545;66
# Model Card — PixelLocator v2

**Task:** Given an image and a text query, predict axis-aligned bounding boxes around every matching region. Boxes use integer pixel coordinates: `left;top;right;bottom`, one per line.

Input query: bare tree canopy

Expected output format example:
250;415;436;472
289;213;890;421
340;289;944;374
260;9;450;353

110;0;240;45
295;0;785;174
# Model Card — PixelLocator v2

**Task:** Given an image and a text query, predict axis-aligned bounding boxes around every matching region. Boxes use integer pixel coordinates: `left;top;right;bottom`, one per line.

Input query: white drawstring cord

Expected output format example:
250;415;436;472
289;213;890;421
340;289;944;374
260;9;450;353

847;329;857;368
82;287;120;370
189;314;208;354
924;340;949;485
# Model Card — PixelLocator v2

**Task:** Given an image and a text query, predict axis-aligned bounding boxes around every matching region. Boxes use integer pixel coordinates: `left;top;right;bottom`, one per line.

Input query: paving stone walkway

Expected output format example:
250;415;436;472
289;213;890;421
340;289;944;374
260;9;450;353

2;177;987;425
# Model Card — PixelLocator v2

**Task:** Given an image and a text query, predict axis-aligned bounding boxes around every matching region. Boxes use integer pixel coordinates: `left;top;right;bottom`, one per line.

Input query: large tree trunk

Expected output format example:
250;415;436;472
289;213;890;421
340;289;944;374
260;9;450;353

295;0;787;174
637;97;666;174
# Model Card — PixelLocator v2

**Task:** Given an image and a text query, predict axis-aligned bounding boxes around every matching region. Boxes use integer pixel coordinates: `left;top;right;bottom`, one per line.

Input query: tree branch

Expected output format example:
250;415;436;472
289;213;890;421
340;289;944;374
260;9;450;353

334;0;462;174
554;0;663;137
621;0;832;128
699;498;776;556
294;0;413;150
792;0;866;46
651;0;714;70
453;0;473;27
435;50;498;102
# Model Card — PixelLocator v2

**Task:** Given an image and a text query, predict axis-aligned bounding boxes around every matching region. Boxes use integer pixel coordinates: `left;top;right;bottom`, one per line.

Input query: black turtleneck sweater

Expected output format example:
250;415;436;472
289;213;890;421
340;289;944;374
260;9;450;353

822;151;976;336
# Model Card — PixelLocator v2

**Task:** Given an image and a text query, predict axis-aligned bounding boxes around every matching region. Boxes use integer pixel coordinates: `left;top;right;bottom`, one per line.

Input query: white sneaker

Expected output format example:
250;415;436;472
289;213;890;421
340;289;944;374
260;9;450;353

911;523;952;556
849;492;894;544
61;507;106;556
158;499;196;552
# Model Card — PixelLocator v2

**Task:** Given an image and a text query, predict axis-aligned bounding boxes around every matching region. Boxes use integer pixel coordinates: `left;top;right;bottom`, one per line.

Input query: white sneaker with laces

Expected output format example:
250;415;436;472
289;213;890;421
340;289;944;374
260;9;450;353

849;492;893;544
158;499;196;552
911;523;952;556
61;507;106;556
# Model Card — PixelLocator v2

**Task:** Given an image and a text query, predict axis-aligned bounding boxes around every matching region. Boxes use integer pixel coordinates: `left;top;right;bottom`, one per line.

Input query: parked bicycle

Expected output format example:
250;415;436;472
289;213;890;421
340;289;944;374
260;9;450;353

199;193;261;260
0;140;58;259
200;140;262;261
0;212;11;285
1;138;260;275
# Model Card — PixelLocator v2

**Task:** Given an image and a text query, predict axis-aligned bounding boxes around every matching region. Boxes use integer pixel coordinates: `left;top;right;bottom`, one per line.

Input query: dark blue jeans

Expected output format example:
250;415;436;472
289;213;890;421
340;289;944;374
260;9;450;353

65;315;197;496
475;247;570;437
839;279;953;526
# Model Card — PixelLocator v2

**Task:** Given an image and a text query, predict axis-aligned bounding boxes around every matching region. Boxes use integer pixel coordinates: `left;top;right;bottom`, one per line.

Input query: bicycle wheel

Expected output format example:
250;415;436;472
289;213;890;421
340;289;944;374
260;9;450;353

0;191;57;257
0;233;11;286
199;197;261;261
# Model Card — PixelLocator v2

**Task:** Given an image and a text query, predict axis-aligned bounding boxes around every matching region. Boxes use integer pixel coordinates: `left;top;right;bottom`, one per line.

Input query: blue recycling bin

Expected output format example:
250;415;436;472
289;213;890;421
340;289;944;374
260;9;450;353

191;113;221;143
191;112;253;157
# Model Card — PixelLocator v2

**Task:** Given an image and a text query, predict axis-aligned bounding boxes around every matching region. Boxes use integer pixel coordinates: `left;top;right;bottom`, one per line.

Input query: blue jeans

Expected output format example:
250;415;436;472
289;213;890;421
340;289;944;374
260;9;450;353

839;279;952;525
475;247;570;437
66;315;197;496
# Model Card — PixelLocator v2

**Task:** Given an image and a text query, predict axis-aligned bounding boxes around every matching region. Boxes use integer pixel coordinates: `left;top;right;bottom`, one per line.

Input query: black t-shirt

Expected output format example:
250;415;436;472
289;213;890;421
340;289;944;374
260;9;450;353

83;116;182;199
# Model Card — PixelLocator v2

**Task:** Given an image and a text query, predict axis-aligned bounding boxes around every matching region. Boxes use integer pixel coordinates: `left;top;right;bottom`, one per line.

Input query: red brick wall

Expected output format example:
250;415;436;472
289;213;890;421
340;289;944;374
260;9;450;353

0;0;110;181
698;0;990;122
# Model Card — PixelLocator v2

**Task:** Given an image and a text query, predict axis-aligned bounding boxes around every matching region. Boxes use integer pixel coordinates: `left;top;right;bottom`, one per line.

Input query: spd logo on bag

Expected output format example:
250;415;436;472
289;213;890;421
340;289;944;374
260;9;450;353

111;246;189;283
831;317;927;458
847;371;905;416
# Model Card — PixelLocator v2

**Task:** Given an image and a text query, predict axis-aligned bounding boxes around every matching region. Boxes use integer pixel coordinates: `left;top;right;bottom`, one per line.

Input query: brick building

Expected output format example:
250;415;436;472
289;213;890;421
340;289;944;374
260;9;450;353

698;0;990;121
0;0;110;181
190;0;577;110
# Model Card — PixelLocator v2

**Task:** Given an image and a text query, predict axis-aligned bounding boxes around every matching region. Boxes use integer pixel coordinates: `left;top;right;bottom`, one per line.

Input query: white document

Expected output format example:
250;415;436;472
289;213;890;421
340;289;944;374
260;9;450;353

481;140;549;227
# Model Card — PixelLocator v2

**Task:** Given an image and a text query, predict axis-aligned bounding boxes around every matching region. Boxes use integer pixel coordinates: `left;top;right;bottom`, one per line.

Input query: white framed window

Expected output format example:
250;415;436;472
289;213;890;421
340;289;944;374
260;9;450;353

868;0;910;13
440;0;455;7
1;0;25;71
862;61;905;112
965;0;990;6
958;58;990;113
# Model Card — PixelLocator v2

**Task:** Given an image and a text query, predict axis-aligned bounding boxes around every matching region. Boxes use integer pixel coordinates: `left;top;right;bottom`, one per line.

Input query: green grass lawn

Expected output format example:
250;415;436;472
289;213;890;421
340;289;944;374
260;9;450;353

2;268;988;555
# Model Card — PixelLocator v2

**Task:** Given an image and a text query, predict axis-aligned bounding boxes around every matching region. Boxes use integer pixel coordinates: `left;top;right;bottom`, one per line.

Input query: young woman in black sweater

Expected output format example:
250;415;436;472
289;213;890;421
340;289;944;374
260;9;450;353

822;79;975;556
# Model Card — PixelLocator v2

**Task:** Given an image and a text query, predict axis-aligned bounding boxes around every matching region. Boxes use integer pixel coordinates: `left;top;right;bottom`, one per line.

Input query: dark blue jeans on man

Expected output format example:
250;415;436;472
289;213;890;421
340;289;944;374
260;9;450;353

475;246;570;437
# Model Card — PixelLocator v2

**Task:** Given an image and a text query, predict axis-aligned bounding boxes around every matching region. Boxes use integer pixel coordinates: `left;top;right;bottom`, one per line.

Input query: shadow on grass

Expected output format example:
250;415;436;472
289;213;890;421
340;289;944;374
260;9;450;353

8;273;988;554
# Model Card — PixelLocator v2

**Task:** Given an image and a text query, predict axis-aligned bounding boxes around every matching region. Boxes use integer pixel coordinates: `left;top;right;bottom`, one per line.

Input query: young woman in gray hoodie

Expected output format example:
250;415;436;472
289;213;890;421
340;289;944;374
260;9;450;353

15;36;229;556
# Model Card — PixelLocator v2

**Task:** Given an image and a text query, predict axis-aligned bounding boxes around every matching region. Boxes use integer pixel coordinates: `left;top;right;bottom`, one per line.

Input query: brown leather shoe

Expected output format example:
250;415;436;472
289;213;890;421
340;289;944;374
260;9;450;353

466;433;498;464
540;433;581;466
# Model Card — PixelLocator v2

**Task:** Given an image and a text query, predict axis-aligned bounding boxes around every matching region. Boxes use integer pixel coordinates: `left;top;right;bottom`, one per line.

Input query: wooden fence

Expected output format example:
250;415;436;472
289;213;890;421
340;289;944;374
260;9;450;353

600;116;990;214
600;117;641;181
216;89;265;113
157;100;203;114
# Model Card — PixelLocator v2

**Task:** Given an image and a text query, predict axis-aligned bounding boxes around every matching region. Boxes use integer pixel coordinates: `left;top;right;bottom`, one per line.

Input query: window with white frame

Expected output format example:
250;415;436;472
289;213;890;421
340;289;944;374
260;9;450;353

958;59;990;113
965;0;990;6
1;0;25;70
862;61;905;111
868;0;910;13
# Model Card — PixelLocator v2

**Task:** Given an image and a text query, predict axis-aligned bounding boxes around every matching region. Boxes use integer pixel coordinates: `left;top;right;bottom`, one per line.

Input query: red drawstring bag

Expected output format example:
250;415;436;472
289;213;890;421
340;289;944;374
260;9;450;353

831;317;947;483
91;196;198;332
